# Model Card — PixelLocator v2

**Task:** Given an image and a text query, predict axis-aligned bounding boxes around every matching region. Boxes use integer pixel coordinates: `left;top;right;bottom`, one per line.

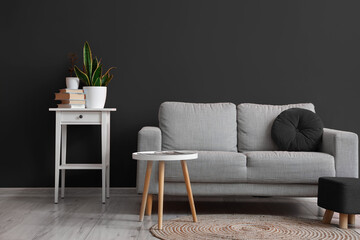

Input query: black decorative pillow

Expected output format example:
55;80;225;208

271;108;324;151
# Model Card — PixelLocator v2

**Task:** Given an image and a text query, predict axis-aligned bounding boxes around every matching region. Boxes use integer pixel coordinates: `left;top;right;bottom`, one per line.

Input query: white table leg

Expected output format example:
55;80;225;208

61;125;67;198
101;113;107;204
106;112;110;198
54;112;61;204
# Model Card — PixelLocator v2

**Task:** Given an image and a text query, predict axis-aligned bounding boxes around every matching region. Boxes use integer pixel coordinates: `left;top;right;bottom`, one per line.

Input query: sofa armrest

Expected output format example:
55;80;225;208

136;126;162;194
320;128;358;177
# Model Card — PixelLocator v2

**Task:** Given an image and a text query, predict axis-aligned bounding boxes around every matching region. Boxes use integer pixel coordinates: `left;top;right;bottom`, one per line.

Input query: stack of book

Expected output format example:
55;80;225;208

55;89;86;108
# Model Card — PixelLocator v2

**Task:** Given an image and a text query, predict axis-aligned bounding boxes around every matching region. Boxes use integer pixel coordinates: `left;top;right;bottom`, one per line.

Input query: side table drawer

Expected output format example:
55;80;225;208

61;112;101;124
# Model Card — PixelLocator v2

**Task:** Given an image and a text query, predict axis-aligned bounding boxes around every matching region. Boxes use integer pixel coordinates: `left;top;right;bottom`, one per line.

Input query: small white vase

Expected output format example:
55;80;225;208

66;77;80;89
83;86;107;109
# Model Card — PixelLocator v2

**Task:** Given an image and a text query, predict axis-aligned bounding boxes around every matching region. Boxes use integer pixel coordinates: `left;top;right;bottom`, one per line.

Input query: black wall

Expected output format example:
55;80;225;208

1;0;359;187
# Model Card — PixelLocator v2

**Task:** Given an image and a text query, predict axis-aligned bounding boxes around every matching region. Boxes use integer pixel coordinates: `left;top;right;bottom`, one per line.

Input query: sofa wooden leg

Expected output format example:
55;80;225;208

339;213;348;229
349;214;356;225
146;194;153;216
322;210;334;224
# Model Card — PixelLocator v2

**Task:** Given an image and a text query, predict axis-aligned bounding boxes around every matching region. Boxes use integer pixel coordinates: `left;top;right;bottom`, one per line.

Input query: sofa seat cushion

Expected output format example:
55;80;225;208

237;103;315;152
165;151;247;183
159;102;237;151
246;151;335;184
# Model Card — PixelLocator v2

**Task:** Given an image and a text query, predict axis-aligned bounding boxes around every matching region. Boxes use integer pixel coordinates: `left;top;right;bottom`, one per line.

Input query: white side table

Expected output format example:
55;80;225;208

132;151;198;230
49;108;116;204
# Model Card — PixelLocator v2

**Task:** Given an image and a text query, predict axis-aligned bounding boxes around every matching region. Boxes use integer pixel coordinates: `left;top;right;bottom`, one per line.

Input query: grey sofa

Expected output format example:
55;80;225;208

136;102;358;197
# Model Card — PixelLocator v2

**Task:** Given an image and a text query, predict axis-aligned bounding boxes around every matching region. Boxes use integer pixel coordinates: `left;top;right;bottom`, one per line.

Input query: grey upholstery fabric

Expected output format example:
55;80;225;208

136;127;161;194
156;182;318;197
136;103;359;198
165;151;247;183
237;103;315;151
137;126;162;151
246;151;335;184
159;102;237;151
321;128;359;178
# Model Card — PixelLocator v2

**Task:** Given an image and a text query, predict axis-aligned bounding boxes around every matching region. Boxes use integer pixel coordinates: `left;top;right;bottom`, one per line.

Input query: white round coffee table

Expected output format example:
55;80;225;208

132;151;198;230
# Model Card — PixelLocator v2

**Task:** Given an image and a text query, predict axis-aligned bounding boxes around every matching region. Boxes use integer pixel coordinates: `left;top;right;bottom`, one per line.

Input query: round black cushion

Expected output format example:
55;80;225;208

271;108;324;151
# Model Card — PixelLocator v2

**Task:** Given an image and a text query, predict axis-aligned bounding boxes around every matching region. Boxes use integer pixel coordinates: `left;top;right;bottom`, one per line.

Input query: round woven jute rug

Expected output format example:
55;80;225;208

150;214;360;240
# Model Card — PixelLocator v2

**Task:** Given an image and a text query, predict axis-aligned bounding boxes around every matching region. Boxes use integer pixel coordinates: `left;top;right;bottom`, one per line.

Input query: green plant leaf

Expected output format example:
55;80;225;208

102;67;115;78
100;67;115;86
92;58;99;74
100;74;108;86
74;65;90;86
92;65;102;85
103;74;113;86
93;76;102;86
83;41;93;80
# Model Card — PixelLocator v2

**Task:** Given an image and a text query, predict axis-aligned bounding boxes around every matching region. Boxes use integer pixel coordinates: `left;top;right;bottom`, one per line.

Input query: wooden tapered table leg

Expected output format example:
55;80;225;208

139;161;153;222
146;194;153;216
339;213;348;229
158;161;165;230
132;151;199;230
181;160;197;222
349;214;356;225
322;209;334;224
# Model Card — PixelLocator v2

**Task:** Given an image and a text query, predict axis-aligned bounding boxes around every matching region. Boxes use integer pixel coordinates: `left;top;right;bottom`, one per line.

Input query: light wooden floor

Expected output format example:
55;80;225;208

0;188;359;240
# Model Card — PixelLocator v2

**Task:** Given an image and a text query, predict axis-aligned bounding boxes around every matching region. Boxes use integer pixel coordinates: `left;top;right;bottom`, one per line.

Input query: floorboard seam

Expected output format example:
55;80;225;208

83;212;105;240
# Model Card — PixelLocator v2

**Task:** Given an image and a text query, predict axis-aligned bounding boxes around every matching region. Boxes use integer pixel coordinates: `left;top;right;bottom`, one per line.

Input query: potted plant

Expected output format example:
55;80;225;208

74;41;115;108
66;53;80;89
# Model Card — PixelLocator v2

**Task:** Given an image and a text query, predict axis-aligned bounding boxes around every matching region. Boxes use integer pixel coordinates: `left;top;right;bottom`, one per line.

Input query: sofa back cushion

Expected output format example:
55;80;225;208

159;102;237;151
237;103;315;151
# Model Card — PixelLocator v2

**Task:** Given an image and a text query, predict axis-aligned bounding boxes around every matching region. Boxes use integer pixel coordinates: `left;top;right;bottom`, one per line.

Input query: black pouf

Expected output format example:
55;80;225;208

318;177;360;229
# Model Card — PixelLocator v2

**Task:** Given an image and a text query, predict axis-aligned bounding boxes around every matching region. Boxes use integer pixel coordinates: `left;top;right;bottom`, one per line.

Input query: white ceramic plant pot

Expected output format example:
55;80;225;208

83;86;107;109
66;77;80;89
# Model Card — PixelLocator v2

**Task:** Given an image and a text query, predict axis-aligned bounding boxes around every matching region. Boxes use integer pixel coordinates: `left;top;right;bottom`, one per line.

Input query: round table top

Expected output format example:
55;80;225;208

132;151;198;161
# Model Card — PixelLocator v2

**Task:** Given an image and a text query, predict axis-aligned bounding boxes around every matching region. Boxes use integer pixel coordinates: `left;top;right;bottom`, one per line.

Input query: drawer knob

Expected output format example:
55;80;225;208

79;115;83;119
